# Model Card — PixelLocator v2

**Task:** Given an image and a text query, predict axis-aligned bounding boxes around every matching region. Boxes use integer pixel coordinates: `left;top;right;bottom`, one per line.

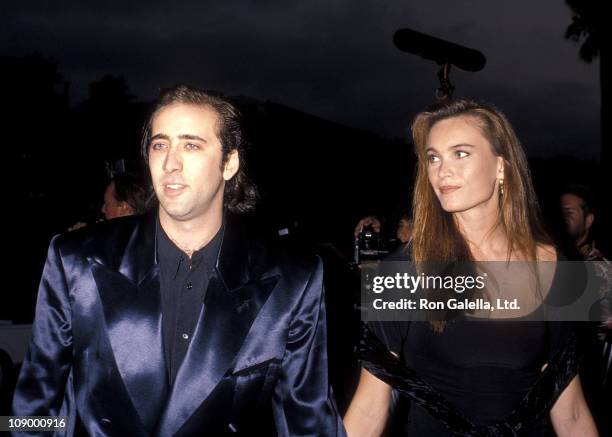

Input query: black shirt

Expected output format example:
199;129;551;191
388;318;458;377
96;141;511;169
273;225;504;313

156;220;223;385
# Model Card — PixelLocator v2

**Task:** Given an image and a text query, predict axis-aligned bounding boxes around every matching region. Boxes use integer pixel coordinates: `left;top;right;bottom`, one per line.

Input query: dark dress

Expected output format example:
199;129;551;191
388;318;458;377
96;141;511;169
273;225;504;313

367;319;573;436
360;248;581;436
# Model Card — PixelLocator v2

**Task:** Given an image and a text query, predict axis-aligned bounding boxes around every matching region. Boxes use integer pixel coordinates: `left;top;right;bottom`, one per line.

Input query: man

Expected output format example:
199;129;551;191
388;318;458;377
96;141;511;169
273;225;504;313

101;172;147;220
560;185;606;261
560;185;610;324
69;172;147;231
13;85;345;436
353;212;412;262
560;185;611;435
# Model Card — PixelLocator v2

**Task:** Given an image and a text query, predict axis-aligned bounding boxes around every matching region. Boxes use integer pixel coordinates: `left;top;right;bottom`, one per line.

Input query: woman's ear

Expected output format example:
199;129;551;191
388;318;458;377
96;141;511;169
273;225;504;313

497;156;504;179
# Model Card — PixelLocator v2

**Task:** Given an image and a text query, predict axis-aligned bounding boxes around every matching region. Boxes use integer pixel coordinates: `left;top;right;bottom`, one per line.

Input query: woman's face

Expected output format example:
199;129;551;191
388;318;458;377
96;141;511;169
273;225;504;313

425;115;504;215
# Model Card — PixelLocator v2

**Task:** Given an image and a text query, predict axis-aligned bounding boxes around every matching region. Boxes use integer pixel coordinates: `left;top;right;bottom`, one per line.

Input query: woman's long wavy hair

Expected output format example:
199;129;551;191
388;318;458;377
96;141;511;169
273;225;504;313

411;99;552;263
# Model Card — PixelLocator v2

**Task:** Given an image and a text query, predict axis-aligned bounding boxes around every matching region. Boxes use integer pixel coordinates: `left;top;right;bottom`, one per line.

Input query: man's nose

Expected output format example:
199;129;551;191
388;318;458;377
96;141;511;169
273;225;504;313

162;147;182;173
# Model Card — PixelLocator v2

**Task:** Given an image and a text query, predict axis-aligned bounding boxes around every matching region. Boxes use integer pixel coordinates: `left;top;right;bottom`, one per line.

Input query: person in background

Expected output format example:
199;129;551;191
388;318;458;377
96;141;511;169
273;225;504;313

101;172;147;219
353;212;413;262
353;212;413;246
68;172;147;231
395;216;413;245
560;185;607;261
560;184;611;436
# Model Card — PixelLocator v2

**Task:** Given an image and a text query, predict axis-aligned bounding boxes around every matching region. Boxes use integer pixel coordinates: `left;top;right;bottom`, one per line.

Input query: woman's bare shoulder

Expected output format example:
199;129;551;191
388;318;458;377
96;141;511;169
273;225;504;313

536;243;557;262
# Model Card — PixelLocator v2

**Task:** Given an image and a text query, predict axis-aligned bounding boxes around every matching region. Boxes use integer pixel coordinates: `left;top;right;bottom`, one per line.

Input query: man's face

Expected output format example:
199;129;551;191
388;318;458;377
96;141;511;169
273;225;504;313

101;181;133;220
396;218;412;244
148;103;239;224
561;193;592;241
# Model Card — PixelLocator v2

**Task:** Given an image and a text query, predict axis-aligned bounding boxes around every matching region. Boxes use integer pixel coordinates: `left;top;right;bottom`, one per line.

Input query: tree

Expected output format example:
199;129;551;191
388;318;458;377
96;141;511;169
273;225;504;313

565;0;607;170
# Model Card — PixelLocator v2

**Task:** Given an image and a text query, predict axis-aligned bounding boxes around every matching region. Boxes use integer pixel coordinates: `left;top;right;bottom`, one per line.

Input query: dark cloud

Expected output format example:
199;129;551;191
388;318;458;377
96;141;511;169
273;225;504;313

3;0;600;158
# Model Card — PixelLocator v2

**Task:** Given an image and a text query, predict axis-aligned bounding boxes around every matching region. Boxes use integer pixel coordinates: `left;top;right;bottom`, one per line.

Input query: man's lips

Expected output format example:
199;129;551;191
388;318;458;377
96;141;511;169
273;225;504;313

162;183;188;196
439;185;460;194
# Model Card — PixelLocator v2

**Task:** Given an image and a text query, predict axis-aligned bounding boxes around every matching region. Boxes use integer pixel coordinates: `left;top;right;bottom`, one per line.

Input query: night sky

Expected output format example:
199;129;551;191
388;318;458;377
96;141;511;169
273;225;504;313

5;0;601;159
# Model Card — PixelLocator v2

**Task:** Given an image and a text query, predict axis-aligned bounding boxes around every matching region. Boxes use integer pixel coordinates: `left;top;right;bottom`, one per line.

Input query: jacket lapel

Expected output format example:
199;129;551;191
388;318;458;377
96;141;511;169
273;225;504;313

92;213;169;433
157;221;278;436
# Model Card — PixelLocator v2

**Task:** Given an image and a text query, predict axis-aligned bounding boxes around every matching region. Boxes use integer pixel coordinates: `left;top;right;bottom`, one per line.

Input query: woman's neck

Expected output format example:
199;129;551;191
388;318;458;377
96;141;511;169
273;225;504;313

453;206;509;261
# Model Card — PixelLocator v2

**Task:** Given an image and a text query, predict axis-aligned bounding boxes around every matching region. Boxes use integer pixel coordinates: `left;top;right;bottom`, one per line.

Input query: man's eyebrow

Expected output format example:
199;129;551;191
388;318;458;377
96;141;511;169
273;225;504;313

149;134;207;143
179;134;207;142
149;133;170;142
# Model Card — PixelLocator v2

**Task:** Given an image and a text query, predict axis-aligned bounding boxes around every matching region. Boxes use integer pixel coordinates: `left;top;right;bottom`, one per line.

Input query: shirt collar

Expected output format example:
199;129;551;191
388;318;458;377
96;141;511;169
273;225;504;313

156;217;224;278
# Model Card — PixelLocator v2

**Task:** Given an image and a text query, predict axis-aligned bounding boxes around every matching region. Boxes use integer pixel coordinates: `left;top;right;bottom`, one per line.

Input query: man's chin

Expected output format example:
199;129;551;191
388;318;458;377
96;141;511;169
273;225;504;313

159;205;193;222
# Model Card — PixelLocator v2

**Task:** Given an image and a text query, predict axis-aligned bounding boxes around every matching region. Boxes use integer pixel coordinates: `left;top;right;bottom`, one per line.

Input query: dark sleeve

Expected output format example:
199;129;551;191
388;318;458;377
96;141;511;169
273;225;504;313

498;321;582;433
546;322;574;361
365;245;412;356
366;321;410;357
11;236;75;434
272;258;346;437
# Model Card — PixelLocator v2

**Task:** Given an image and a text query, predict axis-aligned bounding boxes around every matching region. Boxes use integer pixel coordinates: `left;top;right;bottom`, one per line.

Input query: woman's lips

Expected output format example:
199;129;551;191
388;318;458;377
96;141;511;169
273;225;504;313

439;185;460;194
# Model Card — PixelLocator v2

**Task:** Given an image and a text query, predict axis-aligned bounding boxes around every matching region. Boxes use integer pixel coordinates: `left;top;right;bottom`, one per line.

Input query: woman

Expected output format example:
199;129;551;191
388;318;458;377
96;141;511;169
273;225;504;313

344;99;598;436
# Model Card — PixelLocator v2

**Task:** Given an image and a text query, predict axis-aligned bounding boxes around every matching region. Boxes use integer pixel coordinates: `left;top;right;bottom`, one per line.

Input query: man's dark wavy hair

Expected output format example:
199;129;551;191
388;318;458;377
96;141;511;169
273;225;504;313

113;172;147;214
141;85;258;214
561;184;595;216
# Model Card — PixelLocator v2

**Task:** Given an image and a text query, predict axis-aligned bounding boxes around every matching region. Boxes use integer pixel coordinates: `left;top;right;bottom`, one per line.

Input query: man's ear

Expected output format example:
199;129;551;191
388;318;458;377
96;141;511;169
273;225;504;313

223;150;239;181
585;213;594;231
120;202;134;214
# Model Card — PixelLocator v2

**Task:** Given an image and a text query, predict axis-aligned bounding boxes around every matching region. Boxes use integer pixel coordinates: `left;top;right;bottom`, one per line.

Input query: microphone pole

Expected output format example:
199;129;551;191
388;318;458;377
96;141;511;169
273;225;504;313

393;28;486;99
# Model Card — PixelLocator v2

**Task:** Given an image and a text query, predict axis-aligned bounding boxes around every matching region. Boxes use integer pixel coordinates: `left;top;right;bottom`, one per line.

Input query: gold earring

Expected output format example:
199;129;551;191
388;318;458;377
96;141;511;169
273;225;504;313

499;178;504;196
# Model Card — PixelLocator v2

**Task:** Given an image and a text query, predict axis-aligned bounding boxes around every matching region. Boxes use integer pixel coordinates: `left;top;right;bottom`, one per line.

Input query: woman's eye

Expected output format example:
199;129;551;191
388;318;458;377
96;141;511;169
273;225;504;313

456;150;469;158
427;154;440;164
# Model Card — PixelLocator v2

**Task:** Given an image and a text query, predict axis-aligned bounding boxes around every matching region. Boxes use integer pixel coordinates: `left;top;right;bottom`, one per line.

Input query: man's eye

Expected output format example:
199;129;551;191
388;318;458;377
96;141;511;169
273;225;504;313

455;150;469;158
151;143;166;151
185;143;200;150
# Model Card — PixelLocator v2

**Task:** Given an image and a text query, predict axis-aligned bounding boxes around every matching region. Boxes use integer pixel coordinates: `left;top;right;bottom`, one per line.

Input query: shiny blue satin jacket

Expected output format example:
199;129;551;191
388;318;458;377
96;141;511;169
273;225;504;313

12;213;345;436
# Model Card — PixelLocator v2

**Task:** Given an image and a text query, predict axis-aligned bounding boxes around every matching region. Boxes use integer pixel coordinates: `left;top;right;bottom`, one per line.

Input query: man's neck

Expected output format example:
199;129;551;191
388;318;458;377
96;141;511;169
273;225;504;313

159;210;223;259
574;232;589;249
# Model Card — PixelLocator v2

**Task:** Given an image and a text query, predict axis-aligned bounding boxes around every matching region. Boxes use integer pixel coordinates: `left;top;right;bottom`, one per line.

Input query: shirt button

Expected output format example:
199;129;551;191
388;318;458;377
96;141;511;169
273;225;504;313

186;282;193;290
182;333;189;340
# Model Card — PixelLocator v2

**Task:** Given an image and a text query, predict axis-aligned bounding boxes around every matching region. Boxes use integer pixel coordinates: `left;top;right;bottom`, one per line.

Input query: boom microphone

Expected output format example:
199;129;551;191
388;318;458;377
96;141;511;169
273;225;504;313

393;28;486;72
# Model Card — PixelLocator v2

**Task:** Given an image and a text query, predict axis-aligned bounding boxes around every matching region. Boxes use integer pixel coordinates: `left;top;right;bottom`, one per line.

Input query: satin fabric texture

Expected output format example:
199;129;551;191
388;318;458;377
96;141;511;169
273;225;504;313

12;213;345;436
